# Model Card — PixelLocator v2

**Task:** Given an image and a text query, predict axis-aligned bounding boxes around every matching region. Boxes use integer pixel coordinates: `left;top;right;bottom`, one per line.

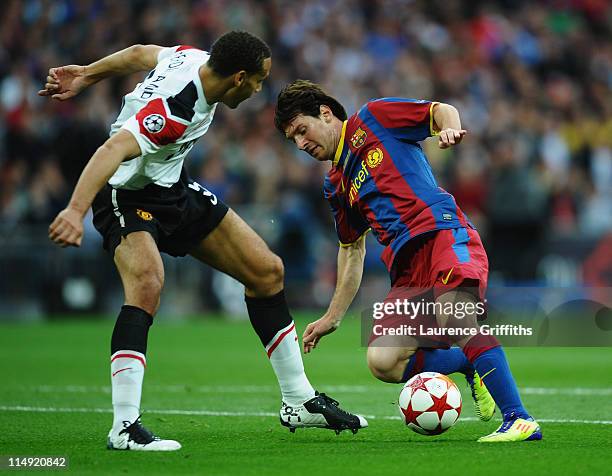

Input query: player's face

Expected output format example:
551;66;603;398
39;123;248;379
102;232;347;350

224;57;272;109
285;113;337;162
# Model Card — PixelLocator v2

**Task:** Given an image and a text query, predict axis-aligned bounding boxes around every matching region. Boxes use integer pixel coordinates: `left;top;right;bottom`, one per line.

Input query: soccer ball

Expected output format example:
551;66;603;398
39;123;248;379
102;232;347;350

398;372;462;435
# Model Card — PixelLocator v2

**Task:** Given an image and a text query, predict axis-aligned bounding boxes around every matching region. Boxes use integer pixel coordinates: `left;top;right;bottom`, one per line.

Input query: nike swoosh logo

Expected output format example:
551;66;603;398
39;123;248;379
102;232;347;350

479;367;497;386
112;367;132;377
441;267;454;284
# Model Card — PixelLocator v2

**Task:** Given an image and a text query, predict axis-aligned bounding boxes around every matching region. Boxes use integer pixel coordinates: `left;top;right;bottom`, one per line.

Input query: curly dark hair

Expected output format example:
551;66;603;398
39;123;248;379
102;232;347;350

274;80;347;133
208;31;271;77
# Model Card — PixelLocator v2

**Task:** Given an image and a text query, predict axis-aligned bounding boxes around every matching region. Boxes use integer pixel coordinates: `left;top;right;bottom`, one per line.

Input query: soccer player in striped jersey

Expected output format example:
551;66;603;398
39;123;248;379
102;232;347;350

40;33;366;451
275;80;541;443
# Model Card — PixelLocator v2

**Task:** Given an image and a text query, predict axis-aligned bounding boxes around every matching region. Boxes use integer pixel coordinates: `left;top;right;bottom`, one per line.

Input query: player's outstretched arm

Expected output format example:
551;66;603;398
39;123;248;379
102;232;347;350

303;234;367;353
38;44;163;101
431;103;467;149
49;130;141;247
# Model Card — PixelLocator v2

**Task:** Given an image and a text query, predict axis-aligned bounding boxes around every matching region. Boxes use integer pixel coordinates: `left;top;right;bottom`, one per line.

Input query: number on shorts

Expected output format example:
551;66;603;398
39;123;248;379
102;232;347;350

188;181;218;205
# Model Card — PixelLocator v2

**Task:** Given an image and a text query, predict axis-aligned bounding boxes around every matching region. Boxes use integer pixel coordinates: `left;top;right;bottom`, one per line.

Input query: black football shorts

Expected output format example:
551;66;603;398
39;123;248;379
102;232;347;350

92;168;229;256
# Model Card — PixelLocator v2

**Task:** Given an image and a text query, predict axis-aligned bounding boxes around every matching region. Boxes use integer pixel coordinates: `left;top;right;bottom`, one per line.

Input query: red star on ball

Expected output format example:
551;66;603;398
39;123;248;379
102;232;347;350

407;375;432;393
429;391;454;419
401;400;422;424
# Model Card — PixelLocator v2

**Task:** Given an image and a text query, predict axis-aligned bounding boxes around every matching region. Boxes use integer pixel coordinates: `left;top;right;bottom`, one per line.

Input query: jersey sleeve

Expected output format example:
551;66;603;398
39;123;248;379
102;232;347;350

366;98;438;142
157;46;179;63
156;45;202;63
120;97;189;155
324;177;370;246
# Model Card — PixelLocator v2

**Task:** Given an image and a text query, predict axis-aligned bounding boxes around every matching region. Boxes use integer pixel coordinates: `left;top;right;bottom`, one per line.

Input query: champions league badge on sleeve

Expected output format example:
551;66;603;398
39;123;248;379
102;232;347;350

143;114;166;134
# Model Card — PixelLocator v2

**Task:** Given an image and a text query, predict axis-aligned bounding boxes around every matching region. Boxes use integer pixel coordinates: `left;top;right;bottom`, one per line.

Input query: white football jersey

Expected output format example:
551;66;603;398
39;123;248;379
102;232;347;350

108;45;217;189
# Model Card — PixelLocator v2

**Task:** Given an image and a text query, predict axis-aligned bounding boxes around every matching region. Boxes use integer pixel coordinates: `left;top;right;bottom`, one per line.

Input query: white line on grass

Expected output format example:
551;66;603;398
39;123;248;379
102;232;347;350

13;385;612;396
1;405;611;425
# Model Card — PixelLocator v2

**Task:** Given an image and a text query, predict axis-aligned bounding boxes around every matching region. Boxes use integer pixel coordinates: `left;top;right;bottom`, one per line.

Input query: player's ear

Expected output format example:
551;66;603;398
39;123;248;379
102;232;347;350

233;70;247;87
320;104;333;122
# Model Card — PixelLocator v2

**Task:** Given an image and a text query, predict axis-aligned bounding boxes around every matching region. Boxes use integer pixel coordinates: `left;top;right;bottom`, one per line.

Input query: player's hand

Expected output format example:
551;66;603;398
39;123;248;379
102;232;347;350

37;65;91;101
438;128;467;149
302;316;340;354
49;207;84;247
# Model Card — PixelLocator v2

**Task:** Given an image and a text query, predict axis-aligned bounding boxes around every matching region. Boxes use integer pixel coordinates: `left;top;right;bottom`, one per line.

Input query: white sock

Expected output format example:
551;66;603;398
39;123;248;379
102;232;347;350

111;350;146;430
265;322;315;405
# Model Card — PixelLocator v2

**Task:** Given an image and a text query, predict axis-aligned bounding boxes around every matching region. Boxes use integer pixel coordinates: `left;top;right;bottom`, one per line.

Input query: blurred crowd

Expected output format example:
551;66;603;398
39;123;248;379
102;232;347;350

1;0;611;285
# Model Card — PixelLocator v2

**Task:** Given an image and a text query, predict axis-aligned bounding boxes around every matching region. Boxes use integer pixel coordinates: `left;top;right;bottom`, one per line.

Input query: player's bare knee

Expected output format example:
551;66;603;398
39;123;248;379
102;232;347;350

267;254;284;286
368;363;401;383
247;253;284;297
126;266;164;311
134;262;163;288
141;274;164;301
368;346;417;383
367;348;402;383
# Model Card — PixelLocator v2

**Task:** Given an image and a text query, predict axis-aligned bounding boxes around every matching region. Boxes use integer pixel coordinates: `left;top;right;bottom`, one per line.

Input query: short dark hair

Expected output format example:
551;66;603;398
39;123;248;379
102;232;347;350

208;31;271;77
274;80;347;133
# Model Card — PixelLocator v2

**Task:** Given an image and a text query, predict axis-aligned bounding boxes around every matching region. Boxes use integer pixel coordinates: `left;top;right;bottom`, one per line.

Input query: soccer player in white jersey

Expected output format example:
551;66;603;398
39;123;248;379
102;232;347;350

39;31;367;452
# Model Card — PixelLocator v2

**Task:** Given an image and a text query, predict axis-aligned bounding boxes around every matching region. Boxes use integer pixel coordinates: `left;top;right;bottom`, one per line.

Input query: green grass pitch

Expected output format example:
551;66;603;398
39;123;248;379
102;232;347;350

1;314;611;475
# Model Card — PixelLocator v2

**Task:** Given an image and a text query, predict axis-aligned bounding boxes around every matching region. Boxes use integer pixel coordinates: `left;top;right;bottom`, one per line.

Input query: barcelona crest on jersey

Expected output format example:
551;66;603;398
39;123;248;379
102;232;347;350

350;127;367;148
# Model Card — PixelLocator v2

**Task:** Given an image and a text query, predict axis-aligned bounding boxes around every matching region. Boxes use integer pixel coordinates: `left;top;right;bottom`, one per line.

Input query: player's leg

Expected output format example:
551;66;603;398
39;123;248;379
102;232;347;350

114;231;164;315
190;210;312;405
367;323;489;423
189;209;284;298
189;209;367;432
366;345;474;383
435;289;541;442
107;231;180;451
367;345;416;383
366;272;475;384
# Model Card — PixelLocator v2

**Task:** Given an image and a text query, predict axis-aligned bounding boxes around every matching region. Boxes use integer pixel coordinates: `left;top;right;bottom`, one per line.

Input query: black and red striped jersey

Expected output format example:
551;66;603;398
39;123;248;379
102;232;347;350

109;45;216;190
